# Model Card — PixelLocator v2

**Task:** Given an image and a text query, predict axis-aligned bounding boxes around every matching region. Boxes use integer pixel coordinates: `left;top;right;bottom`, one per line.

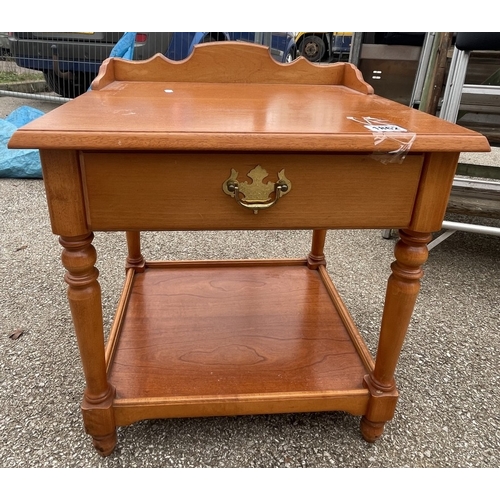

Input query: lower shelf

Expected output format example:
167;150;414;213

105;259;374;425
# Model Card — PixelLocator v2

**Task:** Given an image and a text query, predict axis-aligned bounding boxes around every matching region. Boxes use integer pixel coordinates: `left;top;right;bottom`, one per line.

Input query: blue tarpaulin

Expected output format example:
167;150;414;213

0;106;44;178
109;32;136;60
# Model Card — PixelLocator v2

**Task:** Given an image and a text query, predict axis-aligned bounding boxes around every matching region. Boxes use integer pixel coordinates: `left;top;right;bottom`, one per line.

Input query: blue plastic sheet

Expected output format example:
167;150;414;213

109;32;136;60
0;106;44;178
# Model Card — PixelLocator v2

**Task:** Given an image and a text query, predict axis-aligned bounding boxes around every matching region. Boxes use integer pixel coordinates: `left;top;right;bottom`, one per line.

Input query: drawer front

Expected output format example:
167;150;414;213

81;152;423;231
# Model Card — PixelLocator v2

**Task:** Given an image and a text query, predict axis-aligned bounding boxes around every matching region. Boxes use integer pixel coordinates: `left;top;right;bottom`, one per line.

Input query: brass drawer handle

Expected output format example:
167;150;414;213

222;165;292;214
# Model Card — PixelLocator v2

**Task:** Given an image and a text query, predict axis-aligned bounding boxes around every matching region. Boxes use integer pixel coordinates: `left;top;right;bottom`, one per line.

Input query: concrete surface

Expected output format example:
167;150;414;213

1;95;499;468
0;59;49;94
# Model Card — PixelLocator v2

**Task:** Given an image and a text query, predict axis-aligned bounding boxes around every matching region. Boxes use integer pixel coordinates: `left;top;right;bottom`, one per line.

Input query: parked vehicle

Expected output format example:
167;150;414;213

295;32;352;62
8;32;296;98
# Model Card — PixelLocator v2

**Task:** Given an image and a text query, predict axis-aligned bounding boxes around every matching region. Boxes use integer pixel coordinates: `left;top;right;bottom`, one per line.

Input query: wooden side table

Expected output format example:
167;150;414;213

9;42;490;456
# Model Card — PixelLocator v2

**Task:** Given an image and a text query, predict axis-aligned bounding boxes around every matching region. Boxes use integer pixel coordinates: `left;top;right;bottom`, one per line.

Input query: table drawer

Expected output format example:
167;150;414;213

81;152;423;231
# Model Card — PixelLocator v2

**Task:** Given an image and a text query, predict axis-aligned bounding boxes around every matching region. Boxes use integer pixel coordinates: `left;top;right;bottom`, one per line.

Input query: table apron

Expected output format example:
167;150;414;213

78;152;424;231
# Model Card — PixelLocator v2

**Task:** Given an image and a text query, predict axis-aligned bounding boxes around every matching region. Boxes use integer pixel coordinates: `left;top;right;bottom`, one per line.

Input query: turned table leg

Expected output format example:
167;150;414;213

125;231;145;271
361;229;432;442
60;233;116;456
308;229;327;269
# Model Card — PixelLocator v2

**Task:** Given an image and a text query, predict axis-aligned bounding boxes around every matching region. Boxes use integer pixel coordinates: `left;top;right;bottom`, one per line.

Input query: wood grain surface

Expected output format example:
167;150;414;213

108;264;369;400
9;43;489;153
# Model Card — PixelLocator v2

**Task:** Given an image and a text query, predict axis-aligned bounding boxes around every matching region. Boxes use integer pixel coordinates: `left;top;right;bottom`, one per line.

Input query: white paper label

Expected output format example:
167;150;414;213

365;124;407;133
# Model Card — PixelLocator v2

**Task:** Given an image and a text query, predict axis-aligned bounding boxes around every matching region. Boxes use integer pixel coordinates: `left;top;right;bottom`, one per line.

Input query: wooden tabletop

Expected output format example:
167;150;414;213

9;42;490;154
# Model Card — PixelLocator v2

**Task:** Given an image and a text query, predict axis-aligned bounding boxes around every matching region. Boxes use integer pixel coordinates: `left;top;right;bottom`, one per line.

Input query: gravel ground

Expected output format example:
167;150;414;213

1;96;499;468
